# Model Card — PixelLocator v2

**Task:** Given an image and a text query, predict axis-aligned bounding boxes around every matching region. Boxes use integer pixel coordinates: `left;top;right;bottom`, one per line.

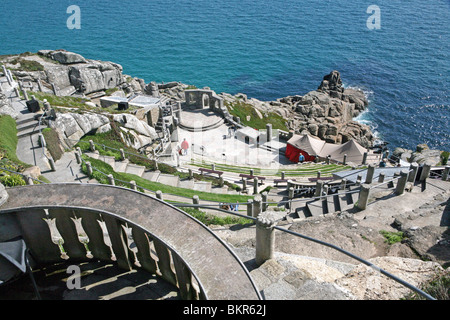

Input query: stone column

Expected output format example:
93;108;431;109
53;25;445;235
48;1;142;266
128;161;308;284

288;187;294;200
86;162;93;176
242;178;247;191
156;190;163;200
75;151;81;164
365;164;375;184
317;171;321;180
395;170;409;195
266;123;272;142
253;177;258;195
281;171;285;180
130;181;137;191
378;173;385;183
49;158;56;172
343;154;347;165
255;213;276;266
120;149;126;161
192;195;199;205
357;184;371;210
188;169;193;180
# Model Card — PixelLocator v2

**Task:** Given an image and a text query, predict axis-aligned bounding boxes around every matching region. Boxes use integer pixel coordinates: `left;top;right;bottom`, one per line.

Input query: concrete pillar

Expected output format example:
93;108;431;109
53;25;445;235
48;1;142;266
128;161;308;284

266;123;272;142
37;78;43;92
38;134;46;148
442;166;450;181
255;214;276;266
317;171;321;180
314;181;323;197
19;82;28;100
242;178;247;191
408;163;418;182
395;170;409;195
120;148;126;161
356;174;363;186
107;174;115;186
49;158;56;172
357;184;371;210
419;163;432;182
156;190;163;200
130;181;137;191
326;156;330;164
365;164;375;184
247;199;253;217
343;154;347;165
2;65;12;86
211;164;215;171
261;192;268;212
252;195;262;218
188;169;193;180
86;162;93;176
14;87;20;98
253;177;258;195
281;171;285;180
362;152;368;165
378;173;385;183
218;177;224;187
250;169;254;176
192;195;199;205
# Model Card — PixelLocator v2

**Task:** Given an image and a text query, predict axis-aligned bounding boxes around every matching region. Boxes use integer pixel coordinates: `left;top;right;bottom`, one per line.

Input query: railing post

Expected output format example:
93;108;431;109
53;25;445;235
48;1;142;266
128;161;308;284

130;180;137;191
281;171;285;180
255;213;276;266
156;190;163;201
362;152;368;165
0;183;8;207
419;163;432;182
408;164;418;182
343;154;347;165
242;178;247;191
443;166;450;181
192;195;199;205
314;181;323;197
75;150;81;164
107;174;115;186
378;173;385;183
365;164;375;184
38;134;46;148
395;170;409;195
261;191;268;212
340;178;347;190
356;174;363;186
25;175;34;185
356;184;371;210
86;161;93;177
247;199;253;217
317;171;321;180
188;169;193;180
89;140;95;152
252;195;262;218
48;158;56;172
120;148;126;161
253;177;258;195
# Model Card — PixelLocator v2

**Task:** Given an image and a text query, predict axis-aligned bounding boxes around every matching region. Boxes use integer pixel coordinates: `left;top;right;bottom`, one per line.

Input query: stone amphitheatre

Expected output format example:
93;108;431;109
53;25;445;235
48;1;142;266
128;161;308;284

0;50;448;301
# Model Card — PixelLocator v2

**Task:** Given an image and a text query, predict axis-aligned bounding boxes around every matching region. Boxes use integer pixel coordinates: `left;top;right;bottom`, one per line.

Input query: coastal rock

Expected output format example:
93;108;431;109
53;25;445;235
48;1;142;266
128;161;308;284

112;114;158;139
0;93;19;119
49;50;87;64
393;144;443;166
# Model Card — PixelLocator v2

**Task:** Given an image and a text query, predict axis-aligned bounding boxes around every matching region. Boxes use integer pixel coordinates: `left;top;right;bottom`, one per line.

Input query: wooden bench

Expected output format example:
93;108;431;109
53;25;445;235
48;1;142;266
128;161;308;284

308;177;334;182
199;168;224;178
239;174;266;185
273;179;296;187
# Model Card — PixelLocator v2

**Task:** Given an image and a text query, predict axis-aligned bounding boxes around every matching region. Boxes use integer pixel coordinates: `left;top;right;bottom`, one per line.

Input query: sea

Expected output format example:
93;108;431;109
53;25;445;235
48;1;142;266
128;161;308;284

0;0;448;152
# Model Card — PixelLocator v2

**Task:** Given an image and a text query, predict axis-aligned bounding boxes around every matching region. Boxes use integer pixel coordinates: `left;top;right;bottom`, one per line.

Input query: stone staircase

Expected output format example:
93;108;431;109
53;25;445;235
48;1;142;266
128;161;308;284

83;151;233;194
16;113;45;139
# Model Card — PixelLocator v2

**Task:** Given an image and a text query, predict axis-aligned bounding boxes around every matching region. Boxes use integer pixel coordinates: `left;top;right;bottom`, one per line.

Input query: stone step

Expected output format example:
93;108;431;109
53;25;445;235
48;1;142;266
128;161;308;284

16;124;46;138
193;181;212;193
141;171;160;182
84;152;99;159
306;199;326;217
125;163;146;177
114;160;129;173
15;113;41;126
156;173;180;188
178;179;195;189
97;155;117;170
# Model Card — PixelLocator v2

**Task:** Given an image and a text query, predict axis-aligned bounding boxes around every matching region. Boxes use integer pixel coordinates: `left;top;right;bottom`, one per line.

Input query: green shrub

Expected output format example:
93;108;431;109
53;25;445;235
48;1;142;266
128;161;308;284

440;151;449;165
0;174;26;187
379;230;405;245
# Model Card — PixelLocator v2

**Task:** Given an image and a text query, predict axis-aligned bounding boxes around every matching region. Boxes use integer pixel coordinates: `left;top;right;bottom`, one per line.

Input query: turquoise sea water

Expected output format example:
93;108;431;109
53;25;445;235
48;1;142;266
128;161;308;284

0;0;448;151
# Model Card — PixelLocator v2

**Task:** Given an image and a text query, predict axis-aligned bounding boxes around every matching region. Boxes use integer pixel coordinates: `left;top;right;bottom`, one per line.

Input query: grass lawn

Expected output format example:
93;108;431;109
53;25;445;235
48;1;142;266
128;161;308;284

81;155;253;203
